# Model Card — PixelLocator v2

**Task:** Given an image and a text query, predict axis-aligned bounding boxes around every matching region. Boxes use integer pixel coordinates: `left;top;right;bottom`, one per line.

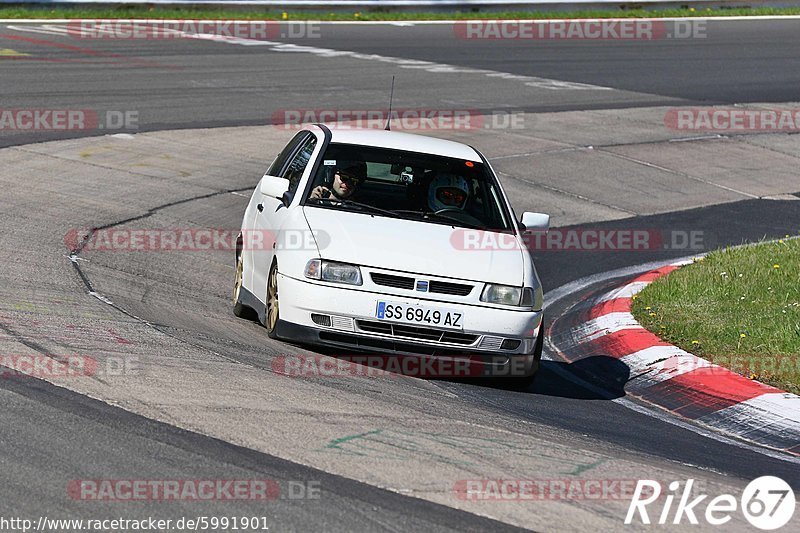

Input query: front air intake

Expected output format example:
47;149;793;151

311;313;332;327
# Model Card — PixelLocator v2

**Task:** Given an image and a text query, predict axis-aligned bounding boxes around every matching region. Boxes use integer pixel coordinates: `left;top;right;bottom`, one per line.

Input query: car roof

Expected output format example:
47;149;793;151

308;126;482;162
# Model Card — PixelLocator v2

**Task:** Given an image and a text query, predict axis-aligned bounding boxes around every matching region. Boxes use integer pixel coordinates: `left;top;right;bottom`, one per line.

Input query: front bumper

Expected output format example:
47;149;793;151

275;273;543;373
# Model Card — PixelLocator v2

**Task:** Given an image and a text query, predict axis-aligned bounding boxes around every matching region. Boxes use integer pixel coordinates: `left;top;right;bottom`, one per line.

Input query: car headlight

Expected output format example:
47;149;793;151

304;259;362;286
481;284;542;309
481;284;522;306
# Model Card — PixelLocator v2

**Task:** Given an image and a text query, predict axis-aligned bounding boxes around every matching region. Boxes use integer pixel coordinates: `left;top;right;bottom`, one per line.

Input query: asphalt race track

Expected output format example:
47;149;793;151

3;18;800;147
1;18;799;532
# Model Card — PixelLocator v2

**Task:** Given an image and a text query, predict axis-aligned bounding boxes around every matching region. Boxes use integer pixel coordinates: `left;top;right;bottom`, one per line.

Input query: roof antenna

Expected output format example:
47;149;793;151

385;75;395;131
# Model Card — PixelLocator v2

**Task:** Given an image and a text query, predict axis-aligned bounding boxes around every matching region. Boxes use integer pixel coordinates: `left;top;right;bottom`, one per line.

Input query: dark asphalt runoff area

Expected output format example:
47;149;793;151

1;18;799;532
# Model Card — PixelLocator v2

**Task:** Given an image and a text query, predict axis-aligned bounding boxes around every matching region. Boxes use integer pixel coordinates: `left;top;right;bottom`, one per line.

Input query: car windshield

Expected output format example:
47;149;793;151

304;143;513;231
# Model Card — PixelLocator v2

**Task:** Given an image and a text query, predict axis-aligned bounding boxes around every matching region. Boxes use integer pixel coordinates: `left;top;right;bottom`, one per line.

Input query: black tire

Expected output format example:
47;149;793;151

265;261;280;339
505;321;544;391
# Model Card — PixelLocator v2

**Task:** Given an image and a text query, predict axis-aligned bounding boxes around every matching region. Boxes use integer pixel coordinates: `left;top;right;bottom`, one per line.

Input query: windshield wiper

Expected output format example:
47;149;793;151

392;210;489;230
308;197;399;218
308;200;488;229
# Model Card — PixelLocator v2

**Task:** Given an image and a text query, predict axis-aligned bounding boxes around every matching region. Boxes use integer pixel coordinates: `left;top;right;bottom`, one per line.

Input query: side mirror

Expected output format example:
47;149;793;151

520;212;550;232
259;175;290;199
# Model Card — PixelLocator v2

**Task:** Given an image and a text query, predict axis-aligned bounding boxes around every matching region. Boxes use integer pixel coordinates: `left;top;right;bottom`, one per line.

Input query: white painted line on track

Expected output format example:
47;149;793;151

2;22;613;91
3;24;615;91
5;16;800;24
182;37;613;91
5;24;70;36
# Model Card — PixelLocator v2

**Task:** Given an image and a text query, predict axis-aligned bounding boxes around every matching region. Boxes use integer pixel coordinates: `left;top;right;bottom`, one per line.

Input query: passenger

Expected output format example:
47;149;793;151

428;174;470;212
427;174;484;227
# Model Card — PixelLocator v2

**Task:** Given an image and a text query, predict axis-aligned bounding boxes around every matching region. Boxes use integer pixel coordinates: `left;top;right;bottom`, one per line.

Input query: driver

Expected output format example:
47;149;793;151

310;160;367;201
428;174;470;212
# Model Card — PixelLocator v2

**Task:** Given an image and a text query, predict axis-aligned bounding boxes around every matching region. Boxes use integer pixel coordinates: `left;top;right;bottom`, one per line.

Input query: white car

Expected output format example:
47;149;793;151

233;125;549;385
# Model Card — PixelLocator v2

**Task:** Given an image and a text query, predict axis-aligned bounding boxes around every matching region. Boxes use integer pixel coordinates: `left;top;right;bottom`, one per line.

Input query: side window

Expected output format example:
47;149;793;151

282;136;317;194
266;132;309;177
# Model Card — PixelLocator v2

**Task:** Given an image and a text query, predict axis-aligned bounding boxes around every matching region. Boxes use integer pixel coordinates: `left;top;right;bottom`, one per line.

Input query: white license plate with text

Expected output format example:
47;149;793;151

375;301;463;330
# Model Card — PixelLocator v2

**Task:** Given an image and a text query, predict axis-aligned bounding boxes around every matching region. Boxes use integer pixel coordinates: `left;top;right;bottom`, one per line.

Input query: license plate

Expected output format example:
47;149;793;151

375;301;463;330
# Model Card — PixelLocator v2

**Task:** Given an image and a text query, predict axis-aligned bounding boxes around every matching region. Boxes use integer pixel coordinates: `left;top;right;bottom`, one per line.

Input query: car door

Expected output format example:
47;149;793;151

250;133;318;298
244;132;309;290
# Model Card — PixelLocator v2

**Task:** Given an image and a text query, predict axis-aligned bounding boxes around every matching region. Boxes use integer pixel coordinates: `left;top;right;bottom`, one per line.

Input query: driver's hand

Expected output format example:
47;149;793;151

310;186;331;199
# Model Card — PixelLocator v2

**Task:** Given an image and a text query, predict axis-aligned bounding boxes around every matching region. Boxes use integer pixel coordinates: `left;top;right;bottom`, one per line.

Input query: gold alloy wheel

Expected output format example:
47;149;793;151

232;253;249;318
266;263;279;335
233;254;243;305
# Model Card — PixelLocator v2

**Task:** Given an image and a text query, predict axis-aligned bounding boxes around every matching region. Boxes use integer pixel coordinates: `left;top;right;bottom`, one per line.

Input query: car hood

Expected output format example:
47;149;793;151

303;207;524;285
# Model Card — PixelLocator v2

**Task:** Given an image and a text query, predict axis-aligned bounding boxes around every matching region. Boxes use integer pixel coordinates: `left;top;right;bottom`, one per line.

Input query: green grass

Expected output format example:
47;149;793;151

632;238;800;394
2;6;800;21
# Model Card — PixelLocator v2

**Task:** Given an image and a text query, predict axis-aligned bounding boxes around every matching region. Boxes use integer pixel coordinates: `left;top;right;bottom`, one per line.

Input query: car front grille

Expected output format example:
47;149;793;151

428;280;473;296
371;273;474;296
356;320;478;346
371;273;415;290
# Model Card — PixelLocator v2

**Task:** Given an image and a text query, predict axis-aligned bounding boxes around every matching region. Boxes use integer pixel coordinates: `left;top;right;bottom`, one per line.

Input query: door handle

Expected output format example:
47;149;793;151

257;203;263;212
